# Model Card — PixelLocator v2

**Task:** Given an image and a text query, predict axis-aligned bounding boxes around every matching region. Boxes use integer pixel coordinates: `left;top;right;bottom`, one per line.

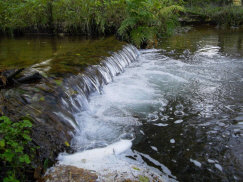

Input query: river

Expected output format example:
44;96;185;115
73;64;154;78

0;25;242;181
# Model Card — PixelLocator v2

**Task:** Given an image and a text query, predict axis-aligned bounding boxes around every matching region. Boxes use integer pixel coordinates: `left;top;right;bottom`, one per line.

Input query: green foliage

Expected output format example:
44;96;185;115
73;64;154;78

0;0;184;46
53;0;126;34
0;0;183;45
0;0;50;34
209;6;243;26
118;0;184;47
184;0;232;7
0;116;36;182
187;5;243;26
1;0;241;47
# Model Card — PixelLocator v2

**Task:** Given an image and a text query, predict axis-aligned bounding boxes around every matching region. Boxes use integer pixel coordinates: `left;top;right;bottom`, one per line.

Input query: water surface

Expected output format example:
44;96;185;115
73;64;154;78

1;26;243;181
0;36;125;74
59;26;243;181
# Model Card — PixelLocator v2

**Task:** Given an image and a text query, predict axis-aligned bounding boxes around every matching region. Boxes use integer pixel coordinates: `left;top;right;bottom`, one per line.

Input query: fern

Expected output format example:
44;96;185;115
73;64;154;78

159;5;185;16
118;17;137;36
130;26;155;47
118;0;183;47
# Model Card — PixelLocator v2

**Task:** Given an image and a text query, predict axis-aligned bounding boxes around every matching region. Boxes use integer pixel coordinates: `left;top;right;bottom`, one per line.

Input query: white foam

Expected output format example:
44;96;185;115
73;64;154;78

56;44;237;180
207;159;216;163
190;159;202;168
174;120;183;124
154;123;169;127
59;140;132;166
170;139;175;144
215;164;223;172
58;140;175;181
151;146;158;152
137;152;176;178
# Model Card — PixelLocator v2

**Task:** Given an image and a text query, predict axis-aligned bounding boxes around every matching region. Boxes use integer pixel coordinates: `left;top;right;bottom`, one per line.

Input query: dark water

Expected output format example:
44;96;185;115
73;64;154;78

1;26;243;181
132;26;243;181
0;36;125;75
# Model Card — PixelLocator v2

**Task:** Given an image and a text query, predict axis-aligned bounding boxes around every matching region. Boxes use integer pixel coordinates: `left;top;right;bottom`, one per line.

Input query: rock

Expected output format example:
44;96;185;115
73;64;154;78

43;165;98;182
43;165;167;182
34;167;42;179
17;72;43;83
0;76;77;179
0;68;43;88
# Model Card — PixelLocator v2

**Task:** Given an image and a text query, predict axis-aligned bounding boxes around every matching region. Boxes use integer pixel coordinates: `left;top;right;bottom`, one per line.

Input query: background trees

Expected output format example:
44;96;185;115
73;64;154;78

0;0;242;47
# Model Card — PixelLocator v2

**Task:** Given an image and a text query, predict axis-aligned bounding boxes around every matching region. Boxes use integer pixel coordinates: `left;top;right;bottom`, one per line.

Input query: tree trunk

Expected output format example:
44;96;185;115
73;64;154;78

47;0;54;34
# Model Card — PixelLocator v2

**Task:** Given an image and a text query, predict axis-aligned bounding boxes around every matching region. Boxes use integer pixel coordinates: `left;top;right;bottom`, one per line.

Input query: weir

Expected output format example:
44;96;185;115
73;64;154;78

58;45;139;131
52;32;243;181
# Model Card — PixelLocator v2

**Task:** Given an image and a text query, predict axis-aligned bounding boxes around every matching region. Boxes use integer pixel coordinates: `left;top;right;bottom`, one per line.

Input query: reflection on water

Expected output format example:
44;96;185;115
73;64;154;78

0;36;125;74
158;25;243;58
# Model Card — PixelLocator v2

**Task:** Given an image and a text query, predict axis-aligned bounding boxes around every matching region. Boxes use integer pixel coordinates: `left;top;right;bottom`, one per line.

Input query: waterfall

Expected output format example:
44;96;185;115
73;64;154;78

58;45;139;130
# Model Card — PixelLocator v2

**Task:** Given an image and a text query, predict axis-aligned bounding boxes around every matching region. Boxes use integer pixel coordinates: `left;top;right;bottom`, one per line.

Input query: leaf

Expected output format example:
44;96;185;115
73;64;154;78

19;154;31;164
22;120;32;127
9;141;18;148
0;116;11;124
22;134;31;141
64;141;70;147
3;175;19;182
43;159;49;170
24;154;31;164
2;151;14;162
14;146;24;153
39;96;45;101
55;79;62;86
0;139;5;148
132;166;140;170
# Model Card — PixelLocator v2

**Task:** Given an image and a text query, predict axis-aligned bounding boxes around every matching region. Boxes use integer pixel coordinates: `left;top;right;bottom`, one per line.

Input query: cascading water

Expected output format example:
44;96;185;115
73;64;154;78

51;31;242;181
57;45;139;130
52;45;177;181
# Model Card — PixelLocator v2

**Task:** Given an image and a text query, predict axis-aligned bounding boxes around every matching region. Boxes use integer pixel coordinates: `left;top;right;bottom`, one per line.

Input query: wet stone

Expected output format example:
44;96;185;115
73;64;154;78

43;165;98;182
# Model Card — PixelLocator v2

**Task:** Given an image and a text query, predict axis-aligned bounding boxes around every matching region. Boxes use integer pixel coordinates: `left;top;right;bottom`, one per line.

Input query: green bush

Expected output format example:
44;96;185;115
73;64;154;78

184;0;232;7
118;0;184;47
53;0;126;34
187;5;243;26
0;0;183;46
210;6;243;26
0;116;36;182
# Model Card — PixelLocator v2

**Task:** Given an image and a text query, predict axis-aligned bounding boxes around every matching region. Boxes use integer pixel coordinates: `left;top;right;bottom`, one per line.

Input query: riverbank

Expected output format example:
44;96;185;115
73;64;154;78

0;36;126;181
1;1;242;48
185;5;243;26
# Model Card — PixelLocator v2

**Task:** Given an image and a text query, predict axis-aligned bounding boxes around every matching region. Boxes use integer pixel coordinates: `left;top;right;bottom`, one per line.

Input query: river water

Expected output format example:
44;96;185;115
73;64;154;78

1;26;243;181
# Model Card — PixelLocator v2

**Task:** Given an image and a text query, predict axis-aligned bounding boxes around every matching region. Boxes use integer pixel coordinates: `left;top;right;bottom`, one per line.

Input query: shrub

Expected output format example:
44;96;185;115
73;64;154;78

187;5;243;26
0;116;36;182
0;0;183;46
118;0;184;47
